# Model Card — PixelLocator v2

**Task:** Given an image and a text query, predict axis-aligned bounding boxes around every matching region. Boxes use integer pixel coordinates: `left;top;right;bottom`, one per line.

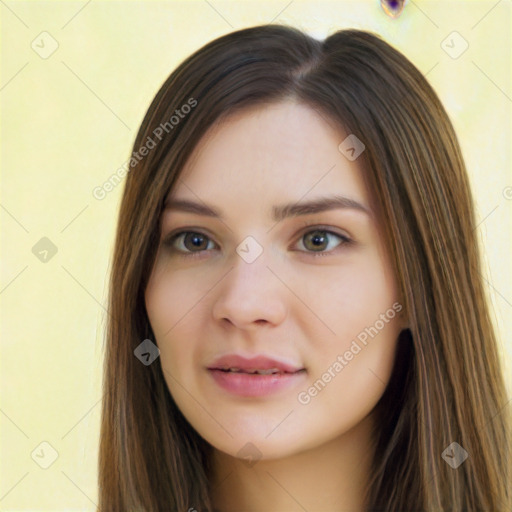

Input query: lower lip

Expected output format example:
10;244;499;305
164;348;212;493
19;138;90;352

207;369;307;397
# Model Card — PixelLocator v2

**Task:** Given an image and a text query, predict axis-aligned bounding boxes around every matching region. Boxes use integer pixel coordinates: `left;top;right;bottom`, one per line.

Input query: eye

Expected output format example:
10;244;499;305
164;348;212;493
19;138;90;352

162;230;217;258
162;225;353;259
294;225;353;257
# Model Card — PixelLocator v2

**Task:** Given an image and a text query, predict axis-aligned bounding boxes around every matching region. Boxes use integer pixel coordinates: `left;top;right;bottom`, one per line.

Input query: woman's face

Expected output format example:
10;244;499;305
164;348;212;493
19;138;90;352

145;100;406;460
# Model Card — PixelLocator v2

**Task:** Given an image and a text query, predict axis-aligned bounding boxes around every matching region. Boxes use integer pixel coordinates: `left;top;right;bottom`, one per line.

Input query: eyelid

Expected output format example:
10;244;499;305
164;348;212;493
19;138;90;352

162;225;217;243
297;220;353;240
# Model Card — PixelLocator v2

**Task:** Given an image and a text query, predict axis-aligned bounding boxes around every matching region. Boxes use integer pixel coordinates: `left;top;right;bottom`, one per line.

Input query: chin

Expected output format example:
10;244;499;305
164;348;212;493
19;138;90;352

210;435;306;463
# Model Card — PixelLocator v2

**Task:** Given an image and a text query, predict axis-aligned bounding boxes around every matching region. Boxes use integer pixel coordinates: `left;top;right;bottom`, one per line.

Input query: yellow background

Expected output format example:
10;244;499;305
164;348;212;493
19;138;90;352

1;1;510;509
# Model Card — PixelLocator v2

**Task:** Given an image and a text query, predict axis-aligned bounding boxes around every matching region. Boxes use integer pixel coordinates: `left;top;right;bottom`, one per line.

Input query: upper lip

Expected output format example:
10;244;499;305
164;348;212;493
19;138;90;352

207;354;305;373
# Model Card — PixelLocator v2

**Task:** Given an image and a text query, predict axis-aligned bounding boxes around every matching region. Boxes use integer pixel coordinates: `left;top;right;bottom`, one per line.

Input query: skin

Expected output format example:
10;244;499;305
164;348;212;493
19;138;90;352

145;100;408;511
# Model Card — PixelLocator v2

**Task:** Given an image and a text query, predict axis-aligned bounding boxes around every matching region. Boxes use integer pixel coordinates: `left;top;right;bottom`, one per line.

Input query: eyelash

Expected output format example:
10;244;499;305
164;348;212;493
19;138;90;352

161;222;354;260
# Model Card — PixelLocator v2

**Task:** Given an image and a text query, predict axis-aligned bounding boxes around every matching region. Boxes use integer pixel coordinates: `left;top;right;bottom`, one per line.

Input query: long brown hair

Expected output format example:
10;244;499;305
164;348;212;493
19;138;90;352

98;24;511;511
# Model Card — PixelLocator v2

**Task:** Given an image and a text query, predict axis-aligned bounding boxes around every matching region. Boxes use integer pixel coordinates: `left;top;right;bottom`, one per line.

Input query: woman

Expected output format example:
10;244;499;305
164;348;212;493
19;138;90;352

98;24;511;511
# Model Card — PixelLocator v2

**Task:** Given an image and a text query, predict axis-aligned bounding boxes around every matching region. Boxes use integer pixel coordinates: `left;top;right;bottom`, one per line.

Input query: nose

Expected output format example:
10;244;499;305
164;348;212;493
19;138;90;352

211;250;287;329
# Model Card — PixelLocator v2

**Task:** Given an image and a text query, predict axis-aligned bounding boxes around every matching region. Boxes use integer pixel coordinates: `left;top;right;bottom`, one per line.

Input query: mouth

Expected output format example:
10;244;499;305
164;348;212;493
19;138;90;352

206;353;307;396
206;365;307;397
212;367;306;375
207;353;305;374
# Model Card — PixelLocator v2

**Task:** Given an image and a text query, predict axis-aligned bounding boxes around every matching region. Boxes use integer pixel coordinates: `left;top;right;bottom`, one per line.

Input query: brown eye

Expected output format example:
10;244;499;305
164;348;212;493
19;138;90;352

297;228;352;256
164;231;216;255
163;227;352;259
182;232;210;251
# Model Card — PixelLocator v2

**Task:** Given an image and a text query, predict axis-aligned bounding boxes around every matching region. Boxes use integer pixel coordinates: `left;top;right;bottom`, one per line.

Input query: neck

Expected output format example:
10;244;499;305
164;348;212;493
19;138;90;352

209;413;376;512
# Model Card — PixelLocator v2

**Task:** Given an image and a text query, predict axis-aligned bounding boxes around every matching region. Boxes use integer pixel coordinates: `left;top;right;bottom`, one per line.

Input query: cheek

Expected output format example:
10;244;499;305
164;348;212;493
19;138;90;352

145;265;199;368
298;248;401;398
297;310;401;440
300;250;399;344
145;255;209;332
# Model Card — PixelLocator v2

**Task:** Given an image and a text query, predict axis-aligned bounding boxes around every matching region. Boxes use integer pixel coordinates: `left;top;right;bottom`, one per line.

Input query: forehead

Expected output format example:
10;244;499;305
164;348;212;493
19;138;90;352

166;100;370;212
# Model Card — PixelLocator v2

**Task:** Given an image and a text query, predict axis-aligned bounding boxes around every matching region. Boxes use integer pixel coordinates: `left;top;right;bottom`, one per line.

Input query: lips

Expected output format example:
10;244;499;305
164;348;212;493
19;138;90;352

207;354;305;375
207;353;307;397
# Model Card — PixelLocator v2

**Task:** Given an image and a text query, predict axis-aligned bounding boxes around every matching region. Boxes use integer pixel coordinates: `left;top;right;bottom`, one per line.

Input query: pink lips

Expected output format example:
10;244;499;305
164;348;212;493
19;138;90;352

207;354;307;397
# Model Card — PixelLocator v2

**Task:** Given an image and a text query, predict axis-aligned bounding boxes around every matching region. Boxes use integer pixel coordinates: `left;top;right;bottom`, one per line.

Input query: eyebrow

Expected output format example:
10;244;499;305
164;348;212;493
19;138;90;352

164;194;371;222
